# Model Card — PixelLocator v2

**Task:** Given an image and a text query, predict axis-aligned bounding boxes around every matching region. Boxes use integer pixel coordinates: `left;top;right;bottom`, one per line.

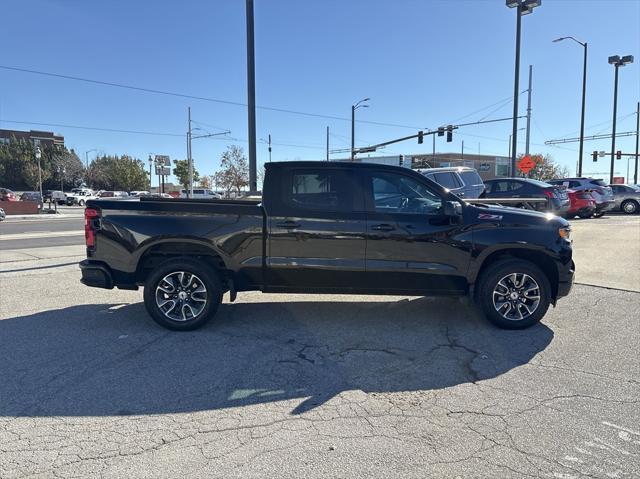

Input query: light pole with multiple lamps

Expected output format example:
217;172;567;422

553;36;588;177
351;98;370;161
506;0;541;177
608;54;634;184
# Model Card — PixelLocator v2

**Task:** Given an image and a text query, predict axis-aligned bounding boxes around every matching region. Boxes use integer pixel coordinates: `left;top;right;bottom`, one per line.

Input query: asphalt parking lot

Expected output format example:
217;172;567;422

0;215;638;478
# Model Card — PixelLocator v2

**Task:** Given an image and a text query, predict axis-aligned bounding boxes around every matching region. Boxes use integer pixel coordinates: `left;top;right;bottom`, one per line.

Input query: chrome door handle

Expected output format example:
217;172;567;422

371;224;395;231
276;221;301;229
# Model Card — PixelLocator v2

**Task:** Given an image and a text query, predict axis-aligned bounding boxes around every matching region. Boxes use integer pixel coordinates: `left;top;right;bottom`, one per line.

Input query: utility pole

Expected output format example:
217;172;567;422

510;6;522;177
326;126;329;161
432;134;435;161
635;101;639;184
351;104;355;161
35;142;42;198
246;0;257;193
461;140;464;160
187;106;193;197
268;134;272;162
525;64;532;156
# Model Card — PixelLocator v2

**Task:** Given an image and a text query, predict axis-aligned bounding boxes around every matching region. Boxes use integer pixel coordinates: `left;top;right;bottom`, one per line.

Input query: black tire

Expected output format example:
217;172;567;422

578;211;592;219
621;200;638;215
476;258;551;330
143;258;223;331
78;199;85;207
592;210;605;218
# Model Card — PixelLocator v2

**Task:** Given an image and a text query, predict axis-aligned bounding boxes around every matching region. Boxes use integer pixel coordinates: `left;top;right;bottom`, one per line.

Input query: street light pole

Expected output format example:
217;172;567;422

506;0;541;177
553;36;588;176
350;98;370;161
148;155;153;191
35;145;43;198
608;54;634;184
246;0;257;194
635;101;639;184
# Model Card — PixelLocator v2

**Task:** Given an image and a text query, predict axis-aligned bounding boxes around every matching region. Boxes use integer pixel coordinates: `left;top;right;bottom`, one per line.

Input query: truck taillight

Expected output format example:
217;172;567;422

85;207;100;249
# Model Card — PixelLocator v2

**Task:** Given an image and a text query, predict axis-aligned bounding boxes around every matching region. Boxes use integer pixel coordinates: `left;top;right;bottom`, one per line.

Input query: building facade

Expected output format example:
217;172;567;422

0;129;65;147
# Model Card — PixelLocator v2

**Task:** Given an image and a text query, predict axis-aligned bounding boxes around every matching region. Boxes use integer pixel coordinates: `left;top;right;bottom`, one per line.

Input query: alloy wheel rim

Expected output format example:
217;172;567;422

623;202;636;213
155;271;207;322
492;273;541;321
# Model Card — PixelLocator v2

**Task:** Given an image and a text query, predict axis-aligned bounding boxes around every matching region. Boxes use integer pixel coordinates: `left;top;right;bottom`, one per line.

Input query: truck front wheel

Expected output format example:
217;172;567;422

477;258;551;329
143;258;223;331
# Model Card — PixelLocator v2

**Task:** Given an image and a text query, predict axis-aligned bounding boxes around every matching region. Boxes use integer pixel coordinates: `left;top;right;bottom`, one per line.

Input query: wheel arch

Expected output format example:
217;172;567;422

472;247;559;300
134;239;230;288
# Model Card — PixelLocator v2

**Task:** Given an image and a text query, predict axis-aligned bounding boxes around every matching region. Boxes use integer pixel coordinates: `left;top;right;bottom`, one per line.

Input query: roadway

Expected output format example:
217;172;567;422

0;216;84;250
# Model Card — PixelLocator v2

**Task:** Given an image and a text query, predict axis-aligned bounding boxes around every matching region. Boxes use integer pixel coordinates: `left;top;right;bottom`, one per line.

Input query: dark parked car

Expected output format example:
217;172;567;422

547;178;615;217
20;191;43;210
81;161;574;332
481;178;571;215
0;207;5;221
610;184;640;214
0;188;18;201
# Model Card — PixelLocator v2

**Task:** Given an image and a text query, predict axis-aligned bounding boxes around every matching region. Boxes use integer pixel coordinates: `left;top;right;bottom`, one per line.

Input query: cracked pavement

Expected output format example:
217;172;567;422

1;218;639;478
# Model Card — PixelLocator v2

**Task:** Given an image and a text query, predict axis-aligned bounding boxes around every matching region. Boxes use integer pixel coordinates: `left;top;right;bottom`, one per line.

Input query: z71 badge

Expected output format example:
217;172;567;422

478;213;503;220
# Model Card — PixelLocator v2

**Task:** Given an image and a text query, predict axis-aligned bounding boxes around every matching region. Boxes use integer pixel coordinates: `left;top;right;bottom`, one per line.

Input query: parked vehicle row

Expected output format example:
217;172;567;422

411;167;637;218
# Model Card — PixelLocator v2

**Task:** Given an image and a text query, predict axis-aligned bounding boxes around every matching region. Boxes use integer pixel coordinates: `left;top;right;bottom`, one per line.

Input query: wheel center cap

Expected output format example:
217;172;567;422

178;291;188;300
510;292;519;300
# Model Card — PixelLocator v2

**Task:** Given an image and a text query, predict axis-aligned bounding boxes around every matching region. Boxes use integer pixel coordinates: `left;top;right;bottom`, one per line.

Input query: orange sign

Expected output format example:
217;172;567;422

517;155;536;174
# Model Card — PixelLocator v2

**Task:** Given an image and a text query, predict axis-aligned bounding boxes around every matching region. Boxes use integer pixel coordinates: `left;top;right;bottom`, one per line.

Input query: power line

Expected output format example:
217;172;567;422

0;65;424;130
1;119;184;137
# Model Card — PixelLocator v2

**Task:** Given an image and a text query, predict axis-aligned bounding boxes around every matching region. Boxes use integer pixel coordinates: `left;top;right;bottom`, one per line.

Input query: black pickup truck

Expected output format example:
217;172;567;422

81;161;574;330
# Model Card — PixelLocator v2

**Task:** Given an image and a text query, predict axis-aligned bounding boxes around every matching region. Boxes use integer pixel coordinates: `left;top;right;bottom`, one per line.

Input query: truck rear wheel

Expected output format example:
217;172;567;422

477;258;551;329
143;258;222;331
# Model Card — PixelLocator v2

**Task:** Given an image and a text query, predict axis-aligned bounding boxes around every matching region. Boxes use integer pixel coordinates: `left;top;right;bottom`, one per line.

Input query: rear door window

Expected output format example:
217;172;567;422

286;169;356;212
459;170;483;186
432;172;462;189
590;179;607;187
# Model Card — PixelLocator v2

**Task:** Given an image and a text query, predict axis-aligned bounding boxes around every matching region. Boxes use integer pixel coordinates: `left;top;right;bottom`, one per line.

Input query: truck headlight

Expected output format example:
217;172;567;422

559;226;571;241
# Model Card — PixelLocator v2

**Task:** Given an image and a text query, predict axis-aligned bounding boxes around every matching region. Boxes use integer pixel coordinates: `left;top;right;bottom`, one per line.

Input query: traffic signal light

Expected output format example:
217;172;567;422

446;125;453;143
592;151;598;162
437;127;445;137
418;130;424;144
616;150;622;160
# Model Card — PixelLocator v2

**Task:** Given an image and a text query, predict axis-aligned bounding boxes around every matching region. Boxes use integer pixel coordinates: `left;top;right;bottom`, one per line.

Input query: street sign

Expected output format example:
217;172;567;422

155;166;170;176
517;155;536;174
479;162;491;172
155;155;170;166
612;176;625;184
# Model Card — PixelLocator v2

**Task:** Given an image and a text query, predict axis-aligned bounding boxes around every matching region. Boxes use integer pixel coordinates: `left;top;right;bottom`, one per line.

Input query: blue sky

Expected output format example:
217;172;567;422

1;0;639;182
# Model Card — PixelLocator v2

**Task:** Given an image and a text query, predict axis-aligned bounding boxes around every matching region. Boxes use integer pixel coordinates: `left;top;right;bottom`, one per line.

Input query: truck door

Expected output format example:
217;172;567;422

266;166;367;292
362;170;470;294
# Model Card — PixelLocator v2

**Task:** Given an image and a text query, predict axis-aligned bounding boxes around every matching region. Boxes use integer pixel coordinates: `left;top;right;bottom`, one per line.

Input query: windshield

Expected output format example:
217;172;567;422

590;179;608;187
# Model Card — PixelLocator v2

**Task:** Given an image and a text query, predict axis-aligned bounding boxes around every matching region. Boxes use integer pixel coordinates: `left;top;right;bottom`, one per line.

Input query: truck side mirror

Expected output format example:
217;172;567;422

444;201;462;216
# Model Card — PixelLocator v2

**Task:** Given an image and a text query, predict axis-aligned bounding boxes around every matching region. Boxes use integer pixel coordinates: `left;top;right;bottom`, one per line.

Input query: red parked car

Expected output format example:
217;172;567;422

566;189;596;219
0;188;18;201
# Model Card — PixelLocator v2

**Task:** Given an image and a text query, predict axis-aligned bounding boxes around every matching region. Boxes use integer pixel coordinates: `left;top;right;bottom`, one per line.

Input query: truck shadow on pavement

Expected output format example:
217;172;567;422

0;297;553;417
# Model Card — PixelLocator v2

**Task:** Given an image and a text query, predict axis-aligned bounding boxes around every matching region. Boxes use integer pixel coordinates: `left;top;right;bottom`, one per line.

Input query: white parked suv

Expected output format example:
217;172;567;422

180;189;222;199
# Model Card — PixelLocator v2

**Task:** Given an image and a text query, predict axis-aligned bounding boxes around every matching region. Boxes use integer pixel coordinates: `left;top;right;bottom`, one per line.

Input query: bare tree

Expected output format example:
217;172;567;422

213;146;249;195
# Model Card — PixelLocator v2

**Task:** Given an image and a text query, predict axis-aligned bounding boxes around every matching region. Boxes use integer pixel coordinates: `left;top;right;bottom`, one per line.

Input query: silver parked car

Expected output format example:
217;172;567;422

416;166;485;199
610;184;640;214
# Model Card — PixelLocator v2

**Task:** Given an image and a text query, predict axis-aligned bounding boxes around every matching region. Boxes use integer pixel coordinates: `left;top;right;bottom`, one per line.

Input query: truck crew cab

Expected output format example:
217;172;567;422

81;161;574;331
